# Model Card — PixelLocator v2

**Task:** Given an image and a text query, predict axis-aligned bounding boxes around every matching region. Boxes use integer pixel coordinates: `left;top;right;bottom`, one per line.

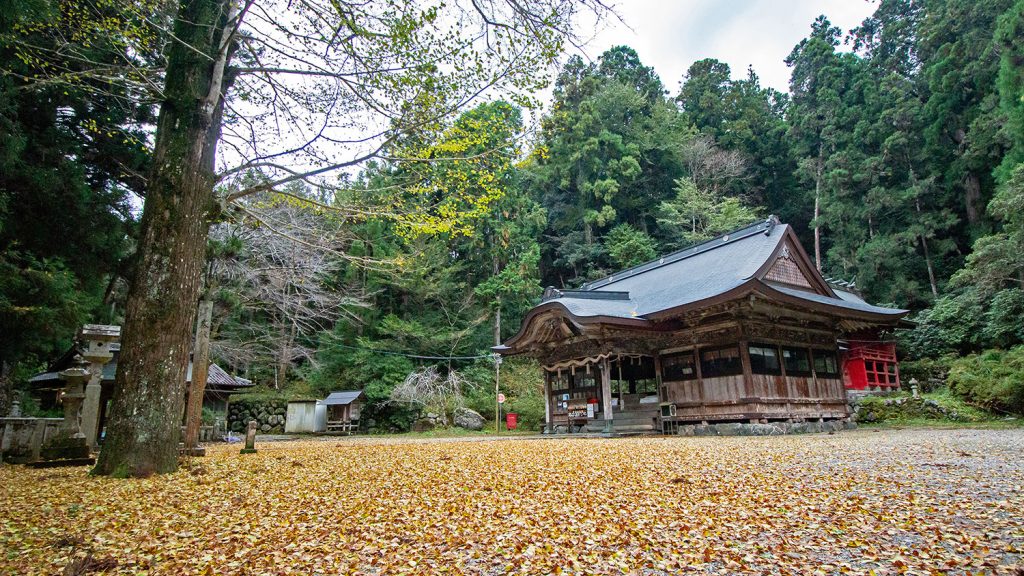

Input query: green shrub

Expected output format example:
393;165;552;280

899;288;1024;359
504;392;545;430
15;389;61;418
898;356;955;393
947;346;1024;414
463;357;545;430
201;407;219;426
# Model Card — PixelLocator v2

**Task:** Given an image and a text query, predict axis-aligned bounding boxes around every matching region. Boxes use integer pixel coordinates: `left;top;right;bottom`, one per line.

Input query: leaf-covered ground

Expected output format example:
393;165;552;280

2;429;1023;575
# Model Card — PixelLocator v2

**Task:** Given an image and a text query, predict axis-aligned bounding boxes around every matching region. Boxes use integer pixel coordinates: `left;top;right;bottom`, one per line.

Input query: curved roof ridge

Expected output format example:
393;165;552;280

580;216;780;290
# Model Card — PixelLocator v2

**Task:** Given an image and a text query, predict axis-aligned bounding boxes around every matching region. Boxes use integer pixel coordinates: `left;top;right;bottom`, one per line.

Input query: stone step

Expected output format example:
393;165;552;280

610;417;660;427
616;410;660;418
583;422;658;434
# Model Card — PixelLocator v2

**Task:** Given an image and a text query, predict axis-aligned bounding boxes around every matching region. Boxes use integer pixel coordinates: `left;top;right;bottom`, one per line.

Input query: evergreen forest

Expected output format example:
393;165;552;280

3;0;1024;428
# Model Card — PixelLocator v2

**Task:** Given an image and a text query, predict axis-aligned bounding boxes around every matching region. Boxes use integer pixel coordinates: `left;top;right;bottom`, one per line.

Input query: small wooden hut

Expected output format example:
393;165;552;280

322;391;365;433
495;217;911;434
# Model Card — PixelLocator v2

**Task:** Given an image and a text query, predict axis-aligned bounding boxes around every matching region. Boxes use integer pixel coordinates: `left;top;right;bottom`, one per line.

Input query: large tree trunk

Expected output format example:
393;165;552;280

812;143;824;271
964;172;982;225
275;318;295;389
493;300;502;346
915;197;940;298
492;254;501;346
94;0;233;477
813;169;822;270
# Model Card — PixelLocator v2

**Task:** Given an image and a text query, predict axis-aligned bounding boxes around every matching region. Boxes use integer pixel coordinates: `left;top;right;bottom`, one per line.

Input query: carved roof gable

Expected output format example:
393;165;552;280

758;236;831;296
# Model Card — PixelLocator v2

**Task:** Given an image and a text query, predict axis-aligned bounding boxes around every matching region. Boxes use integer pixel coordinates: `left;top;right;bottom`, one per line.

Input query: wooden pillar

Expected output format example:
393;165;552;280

601;358;613;433
694;346;705;406
739;339;754;398
654;354;664;402
616;356;624;410
543;370;552;433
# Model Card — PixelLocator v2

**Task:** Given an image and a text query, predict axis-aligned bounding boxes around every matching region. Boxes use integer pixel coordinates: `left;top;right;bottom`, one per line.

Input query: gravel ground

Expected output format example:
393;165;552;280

1;427;1022;575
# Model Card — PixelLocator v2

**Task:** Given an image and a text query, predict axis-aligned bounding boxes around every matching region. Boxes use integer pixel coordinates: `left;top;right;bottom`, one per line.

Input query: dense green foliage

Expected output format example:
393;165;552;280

0;0;145;412
947;347;1024;414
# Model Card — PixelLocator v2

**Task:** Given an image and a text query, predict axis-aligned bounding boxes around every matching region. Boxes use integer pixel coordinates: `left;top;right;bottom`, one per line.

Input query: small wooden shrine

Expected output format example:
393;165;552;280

495;218;911;434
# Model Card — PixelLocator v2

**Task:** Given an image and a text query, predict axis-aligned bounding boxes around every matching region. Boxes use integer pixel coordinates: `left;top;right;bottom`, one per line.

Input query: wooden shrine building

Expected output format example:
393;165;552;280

494;218;911;434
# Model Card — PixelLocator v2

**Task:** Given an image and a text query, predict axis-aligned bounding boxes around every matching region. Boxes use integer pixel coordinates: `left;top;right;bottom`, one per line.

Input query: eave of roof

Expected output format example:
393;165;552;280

764;283;908;318
498;300;653;350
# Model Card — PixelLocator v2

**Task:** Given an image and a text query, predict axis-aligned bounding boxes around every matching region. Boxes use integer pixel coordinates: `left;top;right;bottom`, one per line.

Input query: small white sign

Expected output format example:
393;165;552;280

497;393;506;404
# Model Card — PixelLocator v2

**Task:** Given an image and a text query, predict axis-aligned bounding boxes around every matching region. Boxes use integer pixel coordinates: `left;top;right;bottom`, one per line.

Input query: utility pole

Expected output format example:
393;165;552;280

184;299;214;455
494;353;502;433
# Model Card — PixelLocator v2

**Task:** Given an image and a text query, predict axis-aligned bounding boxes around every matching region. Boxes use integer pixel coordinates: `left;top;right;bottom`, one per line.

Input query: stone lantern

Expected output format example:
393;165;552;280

78;324;119;449
58;355;91;440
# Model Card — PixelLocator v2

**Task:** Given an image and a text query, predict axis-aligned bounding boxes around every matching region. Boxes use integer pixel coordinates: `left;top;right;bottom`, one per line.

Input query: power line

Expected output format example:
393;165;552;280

327;342;496;361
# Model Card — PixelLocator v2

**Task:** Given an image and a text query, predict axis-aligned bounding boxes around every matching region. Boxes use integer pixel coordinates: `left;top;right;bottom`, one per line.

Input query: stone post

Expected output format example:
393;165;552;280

0;420;11;463
910;378;919;398
240;420;258;454
9;399;21;417
30;420;46;462
79;325;119;450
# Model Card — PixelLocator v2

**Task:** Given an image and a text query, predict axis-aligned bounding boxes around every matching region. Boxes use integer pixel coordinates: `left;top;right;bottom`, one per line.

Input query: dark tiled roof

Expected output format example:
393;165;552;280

31;346;253;391
593;220;784;317
520;218;907;324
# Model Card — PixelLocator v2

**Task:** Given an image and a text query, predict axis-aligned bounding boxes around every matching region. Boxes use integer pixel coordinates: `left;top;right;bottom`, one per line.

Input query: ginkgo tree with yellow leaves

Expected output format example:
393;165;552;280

8;0;615;476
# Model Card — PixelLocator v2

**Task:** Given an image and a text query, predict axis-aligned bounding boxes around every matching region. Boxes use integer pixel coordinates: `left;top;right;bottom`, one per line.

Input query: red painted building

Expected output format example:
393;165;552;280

827;286;904;391
842;336;901;391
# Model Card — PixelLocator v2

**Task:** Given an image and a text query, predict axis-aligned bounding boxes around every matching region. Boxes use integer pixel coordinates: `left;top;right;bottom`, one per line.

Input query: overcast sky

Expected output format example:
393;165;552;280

570;0;877;95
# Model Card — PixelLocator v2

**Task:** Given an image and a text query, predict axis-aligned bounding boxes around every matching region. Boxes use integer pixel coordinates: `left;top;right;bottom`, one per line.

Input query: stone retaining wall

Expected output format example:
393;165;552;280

673;420;856;437
228;399;288;433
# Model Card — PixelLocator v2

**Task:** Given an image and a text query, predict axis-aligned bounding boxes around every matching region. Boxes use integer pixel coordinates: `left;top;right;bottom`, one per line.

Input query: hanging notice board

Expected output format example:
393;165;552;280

567;399;589;420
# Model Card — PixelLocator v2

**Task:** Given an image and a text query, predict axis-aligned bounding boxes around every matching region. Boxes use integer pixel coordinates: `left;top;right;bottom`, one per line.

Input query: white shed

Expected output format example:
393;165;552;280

285;400;327;433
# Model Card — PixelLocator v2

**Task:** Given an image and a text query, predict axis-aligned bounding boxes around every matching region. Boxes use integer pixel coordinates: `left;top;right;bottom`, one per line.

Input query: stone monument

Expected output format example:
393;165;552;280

79;325;119;450
37;354;95;464
59;355;90;440
240;420;258;454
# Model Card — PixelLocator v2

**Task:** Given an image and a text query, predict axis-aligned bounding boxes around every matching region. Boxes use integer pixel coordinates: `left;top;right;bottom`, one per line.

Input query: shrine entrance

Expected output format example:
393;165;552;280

542;353;659;434
608;355;659;409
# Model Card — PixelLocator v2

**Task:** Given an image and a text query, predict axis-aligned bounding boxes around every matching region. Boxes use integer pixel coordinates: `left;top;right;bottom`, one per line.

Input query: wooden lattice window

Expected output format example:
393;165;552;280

662;352;697;381
701;346;743;378
748;343;782;375
781;347;812;377
812;349;840;378
865;360;897;386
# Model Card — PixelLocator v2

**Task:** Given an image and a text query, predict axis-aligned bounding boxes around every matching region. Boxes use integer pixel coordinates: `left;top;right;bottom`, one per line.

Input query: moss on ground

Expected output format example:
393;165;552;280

854;388;1022;428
